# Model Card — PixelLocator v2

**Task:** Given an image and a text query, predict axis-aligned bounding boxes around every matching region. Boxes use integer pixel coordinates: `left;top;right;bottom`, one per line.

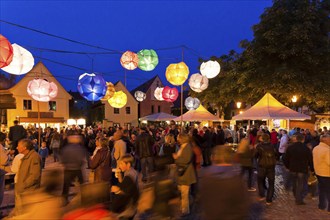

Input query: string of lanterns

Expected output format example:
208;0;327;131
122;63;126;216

0;33;221;109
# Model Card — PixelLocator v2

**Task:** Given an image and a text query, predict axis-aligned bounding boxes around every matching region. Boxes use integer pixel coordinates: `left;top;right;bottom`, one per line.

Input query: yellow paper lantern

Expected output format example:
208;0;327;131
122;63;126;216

165;62;189;86
108;91;127;108
200;60;221;79
102;82;116;100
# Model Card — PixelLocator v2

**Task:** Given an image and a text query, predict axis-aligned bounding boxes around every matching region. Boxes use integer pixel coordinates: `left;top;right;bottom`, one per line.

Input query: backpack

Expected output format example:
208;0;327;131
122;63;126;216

259;144;276;168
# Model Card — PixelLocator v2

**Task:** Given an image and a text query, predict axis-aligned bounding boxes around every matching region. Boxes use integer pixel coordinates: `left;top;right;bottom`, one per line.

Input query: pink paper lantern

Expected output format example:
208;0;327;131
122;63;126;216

0;34;14;68
27;79;58;102
120;51;139;70
162;86;179;102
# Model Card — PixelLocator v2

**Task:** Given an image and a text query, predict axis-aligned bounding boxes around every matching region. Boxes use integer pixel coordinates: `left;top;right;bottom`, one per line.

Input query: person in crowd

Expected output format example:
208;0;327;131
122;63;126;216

199;145;250;220
122;129;134;154
14;139;42;215
50;131;61;162
270;128;278;149
113;130;126;169
61;132;87;204
249;127;258;146
135;127;154;183
8;120;27;155
0;133;9;214
38;141;49;169
255;133;278;205
283;133;314;205
111;154;139;219
201;127;213;166
89;137;111;183
278;129;289;158
173;133;196;218
237;137;256;191
237;127;246;143
312;134;330;212
215;125;225;145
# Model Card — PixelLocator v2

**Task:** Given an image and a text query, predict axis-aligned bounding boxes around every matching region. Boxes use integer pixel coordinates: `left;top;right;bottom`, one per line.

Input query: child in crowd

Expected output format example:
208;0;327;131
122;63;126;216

38;141;49;169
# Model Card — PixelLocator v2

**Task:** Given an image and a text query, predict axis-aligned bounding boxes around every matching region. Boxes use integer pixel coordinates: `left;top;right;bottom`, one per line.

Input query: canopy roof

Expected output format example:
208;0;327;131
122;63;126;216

232;93;311;120
139;112;176;121
173;104;220;122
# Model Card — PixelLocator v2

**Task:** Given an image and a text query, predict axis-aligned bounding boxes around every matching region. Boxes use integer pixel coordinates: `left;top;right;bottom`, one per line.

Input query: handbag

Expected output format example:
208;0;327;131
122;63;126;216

308;172;317;185
177;164;189;177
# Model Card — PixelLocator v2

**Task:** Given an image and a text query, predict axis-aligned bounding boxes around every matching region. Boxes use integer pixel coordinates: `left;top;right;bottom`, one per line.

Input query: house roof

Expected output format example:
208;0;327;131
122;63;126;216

130;75;161;94
232;93;311;120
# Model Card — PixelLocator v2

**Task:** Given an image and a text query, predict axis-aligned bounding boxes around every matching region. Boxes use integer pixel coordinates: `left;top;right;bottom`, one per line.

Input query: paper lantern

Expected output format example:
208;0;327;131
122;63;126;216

27;79;58;102
188;73;209;92
154;87;164;101
120;51;139;70
134;91;146;102
137;49;158;71
102;82;116;100
165;62;189;86
200;60;221;79
1;43;34;75
162;86;179;102
108;91;127;108
0;34;14;68
77;73;107;101
185;97;200;110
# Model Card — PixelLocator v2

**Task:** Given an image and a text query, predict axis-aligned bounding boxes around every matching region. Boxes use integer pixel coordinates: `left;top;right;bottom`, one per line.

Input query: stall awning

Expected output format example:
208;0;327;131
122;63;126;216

19;117;65;123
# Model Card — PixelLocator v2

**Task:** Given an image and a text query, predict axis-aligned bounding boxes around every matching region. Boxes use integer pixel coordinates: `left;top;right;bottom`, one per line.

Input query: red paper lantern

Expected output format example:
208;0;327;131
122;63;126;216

120;51;139;70
162;86;179;102
0;34;14;68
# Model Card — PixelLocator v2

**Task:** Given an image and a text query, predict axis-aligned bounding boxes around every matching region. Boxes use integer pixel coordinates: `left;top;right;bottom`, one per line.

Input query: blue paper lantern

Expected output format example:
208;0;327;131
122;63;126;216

77;73;107;101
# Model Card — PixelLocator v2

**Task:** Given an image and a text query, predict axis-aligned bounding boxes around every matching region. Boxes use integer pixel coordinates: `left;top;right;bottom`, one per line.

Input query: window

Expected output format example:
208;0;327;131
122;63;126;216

114;108;119;114
158;105;161;113
126;107;131;114
151;105;154;113
23;100;32;110
49;101;56;111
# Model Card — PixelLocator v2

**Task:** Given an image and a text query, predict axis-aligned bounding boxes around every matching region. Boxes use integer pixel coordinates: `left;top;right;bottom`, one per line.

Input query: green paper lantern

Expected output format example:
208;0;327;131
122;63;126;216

137;49;158;71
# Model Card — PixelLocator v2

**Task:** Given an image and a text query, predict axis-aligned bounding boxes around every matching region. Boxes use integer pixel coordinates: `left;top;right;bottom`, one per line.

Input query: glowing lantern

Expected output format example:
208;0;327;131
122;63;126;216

200;60;220;79
0;34;14;68
102;82;116;100
162;86;179;102
134;91;146;102
108;91;127;108
120;51;139;70
67;119;77;126
27;79;58;102
77;118;86;125
77;73;106;101
165;62;189;86
188;73;209;92
154;87;164;101
1;43;34;75
185;97;200;110
137;49;158;71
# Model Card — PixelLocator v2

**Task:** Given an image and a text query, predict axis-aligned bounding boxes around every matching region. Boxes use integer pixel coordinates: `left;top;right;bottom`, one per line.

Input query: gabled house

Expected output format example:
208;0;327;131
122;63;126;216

5;62;72;129
131;75;172;118
92;81;138;128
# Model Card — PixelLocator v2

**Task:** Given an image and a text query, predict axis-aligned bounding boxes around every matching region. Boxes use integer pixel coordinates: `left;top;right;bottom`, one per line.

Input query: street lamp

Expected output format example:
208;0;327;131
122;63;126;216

291;95;297;103
236;102;242;109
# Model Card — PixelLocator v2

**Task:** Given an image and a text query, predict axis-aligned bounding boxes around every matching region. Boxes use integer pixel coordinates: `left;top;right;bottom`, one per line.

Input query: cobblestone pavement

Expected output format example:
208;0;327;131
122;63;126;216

1;157;329;220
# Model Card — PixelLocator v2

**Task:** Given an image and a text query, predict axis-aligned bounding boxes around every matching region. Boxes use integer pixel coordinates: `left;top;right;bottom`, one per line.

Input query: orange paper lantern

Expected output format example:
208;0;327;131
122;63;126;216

120;51;139;70
0;34;14;68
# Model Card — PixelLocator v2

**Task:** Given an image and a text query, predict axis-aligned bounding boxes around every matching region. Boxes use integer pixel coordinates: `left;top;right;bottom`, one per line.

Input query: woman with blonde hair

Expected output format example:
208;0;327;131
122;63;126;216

173;133;196;217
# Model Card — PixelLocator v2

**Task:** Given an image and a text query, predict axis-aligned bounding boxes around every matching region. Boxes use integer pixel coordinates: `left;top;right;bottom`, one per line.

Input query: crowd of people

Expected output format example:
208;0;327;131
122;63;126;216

0;119;329;219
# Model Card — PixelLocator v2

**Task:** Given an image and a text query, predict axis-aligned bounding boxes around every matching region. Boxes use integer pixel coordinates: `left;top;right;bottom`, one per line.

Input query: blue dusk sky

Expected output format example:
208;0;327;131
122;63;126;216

0;0;273;92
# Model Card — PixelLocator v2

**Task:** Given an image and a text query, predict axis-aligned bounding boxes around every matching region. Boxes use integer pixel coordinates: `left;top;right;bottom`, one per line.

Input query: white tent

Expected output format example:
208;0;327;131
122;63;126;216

232;93;311;120
139;112;177;122
173;104;220;122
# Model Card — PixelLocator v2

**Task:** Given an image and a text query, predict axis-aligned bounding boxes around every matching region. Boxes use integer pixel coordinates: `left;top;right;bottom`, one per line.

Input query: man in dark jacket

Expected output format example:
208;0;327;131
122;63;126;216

215;126;225;145
283;133;314;205
135;127;155;183
9;120;27;153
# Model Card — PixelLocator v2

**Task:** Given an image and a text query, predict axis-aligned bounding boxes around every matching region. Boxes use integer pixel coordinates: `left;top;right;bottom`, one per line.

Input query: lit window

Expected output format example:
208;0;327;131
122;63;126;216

49;101;56;111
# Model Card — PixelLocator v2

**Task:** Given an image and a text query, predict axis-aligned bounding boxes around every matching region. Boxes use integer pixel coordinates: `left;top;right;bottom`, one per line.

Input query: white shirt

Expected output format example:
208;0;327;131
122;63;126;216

11;153;24;183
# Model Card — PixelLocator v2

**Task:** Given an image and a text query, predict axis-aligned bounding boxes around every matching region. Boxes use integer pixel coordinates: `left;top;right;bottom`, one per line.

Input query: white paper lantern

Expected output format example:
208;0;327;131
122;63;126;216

154;87;164;101
134;91;146;102
1;43;34;75
189;73;209;93
27;79;58;102
200;60;220;79
185;97;200;110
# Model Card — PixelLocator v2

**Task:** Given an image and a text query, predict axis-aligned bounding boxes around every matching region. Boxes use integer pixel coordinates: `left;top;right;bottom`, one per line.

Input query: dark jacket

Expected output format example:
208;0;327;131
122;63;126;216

283;142;314;174
215;129;225;145
89;147;111;183
135;132;155;158
255;142;278;168
61;143;86;170
9;125;27;146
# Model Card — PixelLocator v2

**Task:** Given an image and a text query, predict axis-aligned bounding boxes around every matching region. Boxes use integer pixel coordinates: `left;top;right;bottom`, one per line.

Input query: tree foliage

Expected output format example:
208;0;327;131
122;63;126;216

194;0;330;114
